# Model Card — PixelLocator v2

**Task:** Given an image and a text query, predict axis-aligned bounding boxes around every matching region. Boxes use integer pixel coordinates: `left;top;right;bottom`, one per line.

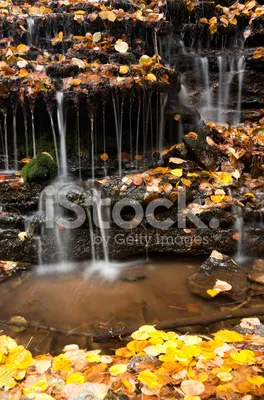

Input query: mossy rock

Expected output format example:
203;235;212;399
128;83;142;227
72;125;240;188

21;153;58;182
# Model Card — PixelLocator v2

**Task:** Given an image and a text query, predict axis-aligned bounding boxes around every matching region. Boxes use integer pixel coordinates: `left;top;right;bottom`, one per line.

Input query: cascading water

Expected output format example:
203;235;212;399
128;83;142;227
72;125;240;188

236;56;245;125
30;104;36;158
3;111;8;170
56;92;68;178
12;105;18;171
199;54;245;125
27;16;35;46
228;188;244;262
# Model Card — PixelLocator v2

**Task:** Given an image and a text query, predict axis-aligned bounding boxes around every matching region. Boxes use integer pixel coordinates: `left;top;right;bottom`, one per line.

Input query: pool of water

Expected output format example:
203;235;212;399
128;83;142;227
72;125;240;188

0;256;256;355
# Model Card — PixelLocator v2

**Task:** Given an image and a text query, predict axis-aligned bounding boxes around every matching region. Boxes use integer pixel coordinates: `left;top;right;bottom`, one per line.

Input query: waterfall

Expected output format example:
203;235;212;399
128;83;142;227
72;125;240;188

12;105;18;170
199;55;245;125
236;56;245;125
23;105;29;157
200;57;212;121
30;105;36;158
179;84;191;107
158;92;168;152
217;56;223;123
3;111;8;170
228;188;244;262
27;16;35;46
56;92;67;178
90;112;95;180
48;109;59;168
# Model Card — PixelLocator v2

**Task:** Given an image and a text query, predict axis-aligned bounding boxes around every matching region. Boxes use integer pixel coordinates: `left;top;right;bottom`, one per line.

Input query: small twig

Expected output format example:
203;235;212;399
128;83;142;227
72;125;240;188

0;320;93;338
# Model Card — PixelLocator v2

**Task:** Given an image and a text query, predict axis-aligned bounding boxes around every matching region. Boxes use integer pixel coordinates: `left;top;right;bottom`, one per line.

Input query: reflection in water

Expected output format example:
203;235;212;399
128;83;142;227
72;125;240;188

0;256;246;356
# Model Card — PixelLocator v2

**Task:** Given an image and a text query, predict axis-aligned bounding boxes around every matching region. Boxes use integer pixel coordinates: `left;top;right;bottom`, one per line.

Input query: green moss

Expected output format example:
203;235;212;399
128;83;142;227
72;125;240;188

21;153;58;182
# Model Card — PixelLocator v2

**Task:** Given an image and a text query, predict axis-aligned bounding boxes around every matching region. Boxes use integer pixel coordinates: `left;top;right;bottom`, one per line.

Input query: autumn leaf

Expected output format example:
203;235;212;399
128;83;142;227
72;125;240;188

53;354;72;372
109;364;127;376
213;330;244;343
100;153;109;161
114;40;128;53
171;168;183;177
247;375;264;388
230;350;256;364
119;65;129;74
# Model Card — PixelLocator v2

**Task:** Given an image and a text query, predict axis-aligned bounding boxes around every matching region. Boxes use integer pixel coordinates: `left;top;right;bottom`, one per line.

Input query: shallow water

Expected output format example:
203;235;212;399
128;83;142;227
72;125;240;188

0;256;253;355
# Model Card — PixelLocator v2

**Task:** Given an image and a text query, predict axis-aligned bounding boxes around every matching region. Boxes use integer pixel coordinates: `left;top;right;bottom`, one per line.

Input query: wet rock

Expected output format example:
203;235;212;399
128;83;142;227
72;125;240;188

188;251;249;301
248;259;264;285
0;260;31;282
183;126;218;170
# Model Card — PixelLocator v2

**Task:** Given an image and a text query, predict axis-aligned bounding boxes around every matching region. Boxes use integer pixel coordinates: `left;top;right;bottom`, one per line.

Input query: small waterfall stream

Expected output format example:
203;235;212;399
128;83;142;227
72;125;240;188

199;54;245;124
27;16;35;46
56;91;68;178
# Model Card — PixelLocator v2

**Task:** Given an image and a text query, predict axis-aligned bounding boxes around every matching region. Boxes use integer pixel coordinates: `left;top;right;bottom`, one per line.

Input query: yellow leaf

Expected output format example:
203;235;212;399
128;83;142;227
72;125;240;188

230;349;256;364
86;353;101;363
74;10;85;15
0;335;18;353
217;372;233;382
131;330;150;340
0;365;16;389
23;380;48;396
213;330;244;343
138;325;156;333
66;372;85;384
181;178;191;187
210;194;225;203
171;168;183;177
147;73;157;82
178;335;202;346
109;364;127;376
119;65;129;74
5;345;33;369
139;55;153;67
209;24;217;35
247;375;264;388
138;370;160;388
207;289;221;297
17;44;29;53
68;78;82;86
53;354;72;372
127;340;149;354
107;11;117;22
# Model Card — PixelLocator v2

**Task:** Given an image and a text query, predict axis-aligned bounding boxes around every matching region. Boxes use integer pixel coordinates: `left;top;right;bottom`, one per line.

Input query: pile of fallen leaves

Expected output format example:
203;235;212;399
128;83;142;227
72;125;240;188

2;321;264;399
101;120;264;216
199;0;264;35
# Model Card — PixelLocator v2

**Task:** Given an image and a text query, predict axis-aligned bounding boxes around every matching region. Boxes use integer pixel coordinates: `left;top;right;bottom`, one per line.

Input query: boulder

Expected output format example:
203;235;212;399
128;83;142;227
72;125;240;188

188;251;249;301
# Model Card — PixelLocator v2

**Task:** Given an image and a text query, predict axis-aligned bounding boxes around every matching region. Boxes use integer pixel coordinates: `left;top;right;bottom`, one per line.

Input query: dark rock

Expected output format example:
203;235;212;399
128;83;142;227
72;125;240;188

183;125;218;170
188;251;249;301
